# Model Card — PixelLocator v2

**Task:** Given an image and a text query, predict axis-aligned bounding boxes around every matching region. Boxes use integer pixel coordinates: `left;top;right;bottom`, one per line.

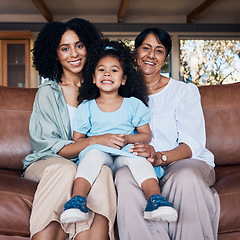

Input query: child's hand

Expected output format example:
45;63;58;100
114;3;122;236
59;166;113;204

95;133;126;149
120;134;128;147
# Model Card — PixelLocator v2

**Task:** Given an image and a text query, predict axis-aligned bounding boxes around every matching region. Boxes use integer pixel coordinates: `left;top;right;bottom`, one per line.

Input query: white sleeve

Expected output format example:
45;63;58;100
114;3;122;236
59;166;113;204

176;83;206;157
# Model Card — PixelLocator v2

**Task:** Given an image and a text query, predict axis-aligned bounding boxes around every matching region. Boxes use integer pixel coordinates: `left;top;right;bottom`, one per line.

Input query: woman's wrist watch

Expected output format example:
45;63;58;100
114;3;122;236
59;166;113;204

160;152;167;162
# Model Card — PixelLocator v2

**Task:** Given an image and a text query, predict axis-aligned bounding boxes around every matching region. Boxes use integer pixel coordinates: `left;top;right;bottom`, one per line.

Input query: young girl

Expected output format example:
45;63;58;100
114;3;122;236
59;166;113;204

60;39;178;224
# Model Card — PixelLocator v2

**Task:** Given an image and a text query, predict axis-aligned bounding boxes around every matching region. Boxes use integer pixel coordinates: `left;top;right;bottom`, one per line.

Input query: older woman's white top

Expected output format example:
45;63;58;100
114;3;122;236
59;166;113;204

148;78;214;167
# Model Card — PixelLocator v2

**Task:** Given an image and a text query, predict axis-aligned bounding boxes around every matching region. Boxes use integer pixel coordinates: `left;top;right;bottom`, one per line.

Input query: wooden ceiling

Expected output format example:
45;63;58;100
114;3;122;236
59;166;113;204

30;0;235;24
32;0;53;23
186;0;222;23
0;0;239;32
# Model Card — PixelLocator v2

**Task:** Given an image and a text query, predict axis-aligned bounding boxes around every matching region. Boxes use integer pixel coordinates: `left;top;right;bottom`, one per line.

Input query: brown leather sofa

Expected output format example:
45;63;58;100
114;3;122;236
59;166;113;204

0;83;240;240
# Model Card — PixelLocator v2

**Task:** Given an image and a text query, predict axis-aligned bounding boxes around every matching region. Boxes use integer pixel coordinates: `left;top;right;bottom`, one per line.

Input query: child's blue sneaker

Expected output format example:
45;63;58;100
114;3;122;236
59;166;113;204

144;194;178;222
60;195;90;224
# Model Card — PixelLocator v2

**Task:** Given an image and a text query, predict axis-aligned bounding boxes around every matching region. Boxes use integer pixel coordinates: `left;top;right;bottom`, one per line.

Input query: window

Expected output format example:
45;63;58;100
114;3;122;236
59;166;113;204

179;38;240;85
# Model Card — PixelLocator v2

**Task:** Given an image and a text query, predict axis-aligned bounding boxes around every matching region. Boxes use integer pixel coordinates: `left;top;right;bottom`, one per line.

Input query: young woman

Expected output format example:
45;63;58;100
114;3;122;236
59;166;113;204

23;18;117;240
59;39;178;225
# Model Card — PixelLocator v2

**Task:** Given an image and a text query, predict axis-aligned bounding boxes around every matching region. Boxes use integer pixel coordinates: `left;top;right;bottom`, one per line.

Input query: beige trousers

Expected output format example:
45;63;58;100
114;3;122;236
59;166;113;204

115;159;220;240
24;157;117;240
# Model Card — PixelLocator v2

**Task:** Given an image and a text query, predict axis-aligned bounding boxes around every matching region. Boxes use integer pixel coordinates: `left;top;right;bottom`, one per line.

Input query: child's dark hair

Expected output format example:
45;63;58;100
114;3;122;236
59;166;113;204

79;39;149;106
32;18;103;82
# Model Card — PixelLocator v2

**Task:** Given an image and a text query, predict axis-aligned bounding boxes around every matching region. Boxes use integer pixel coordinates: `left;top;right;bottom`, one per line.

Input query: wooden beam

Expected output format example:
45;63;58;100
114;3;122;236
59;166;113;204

32;0;53;22
118;0;130;23
187;0;221;23
0;31;31;39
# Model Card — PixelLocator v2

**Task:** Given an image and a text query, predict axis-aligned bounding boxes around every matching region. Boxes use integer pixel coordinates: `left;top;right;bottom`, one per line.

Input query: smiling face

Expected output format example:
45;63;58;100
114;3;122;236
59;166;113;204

136;33;167;77
93;55;127;95
57;30;87;77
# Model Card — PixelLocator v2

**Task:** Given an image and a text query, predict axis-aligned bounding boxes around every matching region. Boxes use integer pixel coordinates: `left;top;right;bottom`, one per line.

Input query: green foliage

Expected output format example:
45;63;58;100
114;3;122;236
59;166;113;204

122;39;135;51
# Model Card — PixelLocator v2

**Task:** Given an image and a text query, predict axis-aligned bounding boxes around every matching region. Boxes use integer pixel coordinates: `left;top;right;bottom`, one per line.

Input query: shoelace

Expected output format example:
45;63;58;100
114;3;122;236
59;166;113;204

150;195;173;207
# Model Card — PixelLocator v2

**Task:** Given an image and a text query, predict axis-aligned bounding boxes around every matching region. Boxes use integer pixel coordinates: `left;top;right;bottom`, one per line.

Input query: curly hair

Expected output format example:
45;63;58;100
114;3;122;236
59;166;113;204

32;18;103;82
78;39;149;106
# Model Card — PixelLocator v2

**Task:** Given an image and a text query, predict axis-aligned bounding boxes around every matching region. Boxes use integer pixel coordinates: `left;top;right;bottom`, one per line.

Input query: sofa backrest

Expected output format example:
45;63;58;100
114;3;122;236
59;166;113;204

0;83;240;171
0;86;37;170
199;83;240;166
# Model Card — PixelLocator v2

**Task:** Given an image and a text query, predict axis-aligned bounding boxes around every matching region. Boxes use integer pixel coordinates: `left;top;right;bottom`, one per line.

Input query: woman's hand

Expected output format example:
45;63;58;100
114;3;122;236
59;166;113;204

129;143;193;167
129;143;165;166
93;133;126;149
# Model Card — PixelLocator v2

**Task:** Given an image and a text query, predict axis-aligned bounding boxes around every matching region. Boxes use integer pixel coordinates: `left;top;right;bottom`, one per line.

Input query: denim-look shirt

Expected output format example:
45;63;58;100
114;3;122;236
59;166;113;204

22;80;75;169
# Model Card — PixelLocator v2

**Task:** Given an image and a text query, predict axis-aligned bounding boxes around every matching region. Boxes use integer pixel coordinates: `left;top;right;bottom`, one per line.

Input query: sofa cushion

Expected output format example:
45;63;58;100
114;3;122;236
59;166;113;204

215;165;240;235
199;83;240;165
0;236;30;240
0;87;37;171
0;171;37;237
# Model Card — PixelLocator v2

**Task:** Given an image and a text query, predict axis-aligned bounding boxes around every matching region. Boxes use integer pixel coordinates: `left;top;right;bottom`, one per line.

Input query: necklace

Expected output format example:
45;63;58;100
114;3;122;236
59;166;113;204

147;75;161;90
147;75;169;95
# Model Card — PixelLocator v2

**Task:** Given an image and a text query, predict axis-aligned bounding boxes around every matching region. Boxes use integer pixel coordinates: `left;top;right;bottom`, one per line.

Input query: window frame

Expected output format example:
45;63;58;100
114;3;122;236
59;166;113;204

105;31;240;83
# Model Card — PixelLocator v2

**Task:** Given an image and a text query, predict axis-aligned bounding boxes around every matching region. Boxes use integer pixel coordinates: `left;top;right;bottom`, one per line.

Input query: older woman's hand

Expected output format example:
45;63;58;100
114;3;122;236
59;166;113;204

129;143;163;166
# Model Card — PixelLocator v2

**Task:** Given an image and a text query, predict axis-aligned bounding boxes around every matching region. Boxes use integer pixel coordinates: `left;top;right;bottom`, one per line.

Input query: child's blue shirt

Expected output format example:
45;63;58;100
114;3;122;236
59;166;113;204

73;97;164;178
73;97;150;137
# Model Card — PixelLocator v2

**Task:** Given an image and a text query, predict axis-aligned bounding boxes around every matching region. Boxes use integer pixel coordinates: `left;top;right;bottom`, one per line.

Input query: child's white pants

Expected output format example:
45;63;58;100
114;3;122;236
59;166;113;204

75;149;158;188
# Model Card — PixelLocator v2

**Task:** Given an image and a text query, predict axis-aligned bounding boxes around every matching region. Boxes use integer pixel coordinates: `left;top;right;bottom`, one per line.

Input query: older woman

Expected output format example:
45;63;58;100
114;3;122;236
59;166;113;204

115;28;220;240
